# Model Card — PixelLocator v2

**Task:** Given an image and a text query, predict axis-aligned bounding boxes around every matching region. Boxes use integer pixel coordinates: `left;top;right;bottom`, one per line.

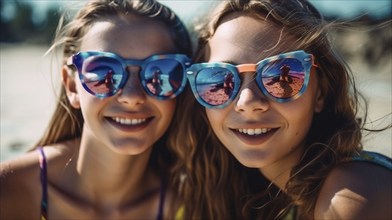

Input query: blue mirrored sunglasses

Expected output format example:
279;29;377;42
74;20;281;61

67;51;192;99
186;50;318;108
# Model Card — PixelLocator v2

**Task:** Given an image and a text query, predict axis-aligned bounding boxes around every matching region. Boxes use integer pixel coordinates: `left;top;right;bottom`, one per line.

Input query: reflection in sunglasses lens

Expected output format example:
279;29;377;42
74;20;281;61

261;58;305;99
82;57;123;96
144;59;184;97
196;67;234;106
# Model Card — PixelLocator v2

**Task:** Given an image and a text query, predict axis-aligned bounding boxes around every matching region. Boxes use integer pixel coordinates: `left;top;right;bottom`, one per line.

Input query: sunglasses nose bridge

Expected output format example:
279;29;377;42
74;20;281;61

235;71;268;107
235;63;261;96
125;65;141;75
236;64;257;73
120;61;143;93
124;60;142;74
117;66;146;101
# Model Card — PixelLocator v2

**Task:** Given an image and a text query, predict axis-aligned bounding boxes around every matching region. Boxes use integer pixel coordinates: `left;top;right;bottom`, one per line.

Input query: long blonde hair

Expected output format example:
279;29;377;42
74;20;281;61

169;0;369;219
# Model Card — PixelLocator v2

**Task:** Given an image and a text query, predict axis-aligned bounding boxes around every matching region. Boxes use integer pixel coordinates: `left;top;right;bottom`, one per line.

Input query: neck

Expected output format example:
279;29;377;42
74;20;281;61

259;146;303;190
68;136;159;208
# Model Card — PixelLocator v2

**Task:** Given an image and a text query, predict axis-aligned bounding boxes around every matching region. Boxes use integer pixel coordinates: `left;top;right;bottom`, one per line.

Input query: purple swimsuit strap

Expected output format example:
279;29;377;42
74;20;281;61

38;147;48;220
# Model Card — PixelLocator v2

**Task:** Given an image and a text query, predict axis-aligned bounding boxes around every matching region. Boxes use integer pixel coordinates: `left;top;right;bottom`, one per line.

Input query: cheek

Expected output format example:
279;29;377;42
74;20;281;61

205;108;231;141
158;99;176;124
205;109;222;130
79;91;102;112
75;79;94;106
281;83;319;139
79;97;106;127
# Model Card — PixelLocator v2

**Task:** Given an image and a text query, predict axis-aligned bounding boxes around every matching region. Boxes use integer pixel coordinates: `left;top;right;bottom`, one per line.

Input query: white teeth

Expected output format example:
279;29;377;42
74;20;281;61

112;117;146;125
237;128;272;135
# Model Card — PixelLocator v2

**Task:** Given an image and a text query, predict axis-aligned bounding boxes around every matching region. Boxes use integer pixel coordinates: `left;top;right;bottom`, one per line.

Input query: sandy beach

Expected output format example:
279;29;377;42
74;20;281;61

0;42;391;161
1;44;59;160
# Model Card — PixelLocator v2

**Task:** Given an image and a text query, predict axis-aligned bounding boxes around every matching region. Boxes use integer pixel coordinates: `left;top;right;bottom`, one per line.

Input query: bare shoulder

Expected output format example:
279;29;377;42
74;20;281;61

314;161;392;220
0;143;75;219
1;148;43;218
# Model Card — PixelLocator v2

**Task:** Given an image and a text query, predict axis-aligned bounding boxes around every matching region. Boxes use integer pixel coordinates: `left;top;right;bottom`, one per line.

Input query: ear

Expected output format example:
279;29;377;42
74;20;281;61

314;86;325;113
62;65;81;109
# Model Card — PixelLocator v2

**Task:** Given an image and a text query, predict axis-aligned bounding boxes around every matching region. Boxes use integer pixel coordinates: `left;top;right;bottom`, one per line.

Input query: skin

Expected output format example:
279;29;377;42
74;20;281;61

72;15;176;156
1;14;178;219
315;162;392;220
205;13;324;188
205;13;392;219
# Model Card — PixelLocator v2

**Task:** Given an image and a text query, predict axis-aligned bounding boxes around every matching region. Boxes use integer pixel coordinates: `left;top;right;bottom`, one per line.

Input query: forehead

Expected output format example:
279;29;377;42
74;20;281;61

208;13;298;63
80;14;176;59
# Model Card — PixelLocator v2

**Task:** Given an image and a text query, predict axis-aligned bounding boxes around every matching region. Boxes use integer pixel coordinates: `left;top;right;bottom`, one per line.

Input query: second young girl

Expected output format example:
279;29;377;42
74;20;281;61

172;0;392;219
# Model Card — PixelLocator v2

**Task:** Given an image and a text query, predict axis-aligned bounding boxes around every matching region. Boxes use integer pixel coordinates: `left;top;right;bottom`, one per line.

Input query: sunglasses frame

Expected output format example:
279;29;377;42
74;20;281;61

67;51;192;99
186;50;318;109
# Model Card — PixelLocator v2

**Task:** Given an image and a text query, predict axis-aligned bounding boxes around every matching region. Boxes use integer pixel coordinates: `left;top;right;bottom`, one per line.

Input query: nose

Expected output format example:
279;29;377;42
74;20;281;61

116;66;146;106
234;77;270;113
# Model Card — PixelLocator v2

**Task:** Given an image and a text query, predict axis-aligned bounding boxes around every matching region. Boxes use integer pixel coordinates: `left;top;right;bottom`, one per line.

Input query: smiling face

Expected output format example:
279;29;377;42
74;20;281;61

63;14;177;155
204;14;324;175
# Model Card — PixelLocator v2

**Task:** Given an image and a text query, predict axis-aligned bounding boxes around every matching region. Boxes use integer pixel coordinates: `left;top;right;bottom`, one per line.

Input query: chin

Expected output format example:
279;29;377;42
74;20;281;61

234;155;263;168
233;149;272;169
238;159;265;169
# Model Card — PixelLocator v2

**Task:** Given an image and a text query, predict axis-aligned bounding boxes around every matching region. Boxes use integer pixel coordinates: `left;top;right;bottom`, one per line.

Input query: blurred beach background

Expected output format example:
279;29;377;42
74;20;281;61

1;0;391;161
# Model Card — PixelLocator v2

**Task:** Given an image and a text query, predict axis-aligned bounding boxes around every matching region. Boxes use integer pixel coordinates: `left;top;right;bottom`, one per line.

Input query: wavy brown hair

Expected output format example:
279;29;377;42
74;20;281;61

167;0;383;219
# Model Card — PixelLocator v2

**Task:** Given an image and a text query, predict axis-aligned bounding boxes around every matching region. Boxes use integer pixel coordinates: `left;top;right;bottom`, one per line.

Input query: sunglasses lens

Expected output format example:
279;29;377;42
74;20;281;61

80;57;124;96
195;67;235;106
144;59;184;98
260;58;305;99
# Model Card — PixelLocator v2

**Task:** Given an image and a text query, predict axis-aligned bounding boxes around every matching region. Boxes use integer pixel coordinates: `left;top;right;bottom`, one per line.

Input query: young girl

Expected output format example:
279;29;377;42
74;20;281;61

0;0;192;219
172;0;392;219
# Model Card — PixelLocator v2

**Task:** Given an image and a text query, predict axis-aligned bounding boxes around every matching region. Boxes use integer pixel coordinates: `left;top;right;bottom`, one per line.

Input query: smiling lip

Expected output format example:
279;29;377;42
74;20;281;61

106;116;153;132
230;127;278;145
